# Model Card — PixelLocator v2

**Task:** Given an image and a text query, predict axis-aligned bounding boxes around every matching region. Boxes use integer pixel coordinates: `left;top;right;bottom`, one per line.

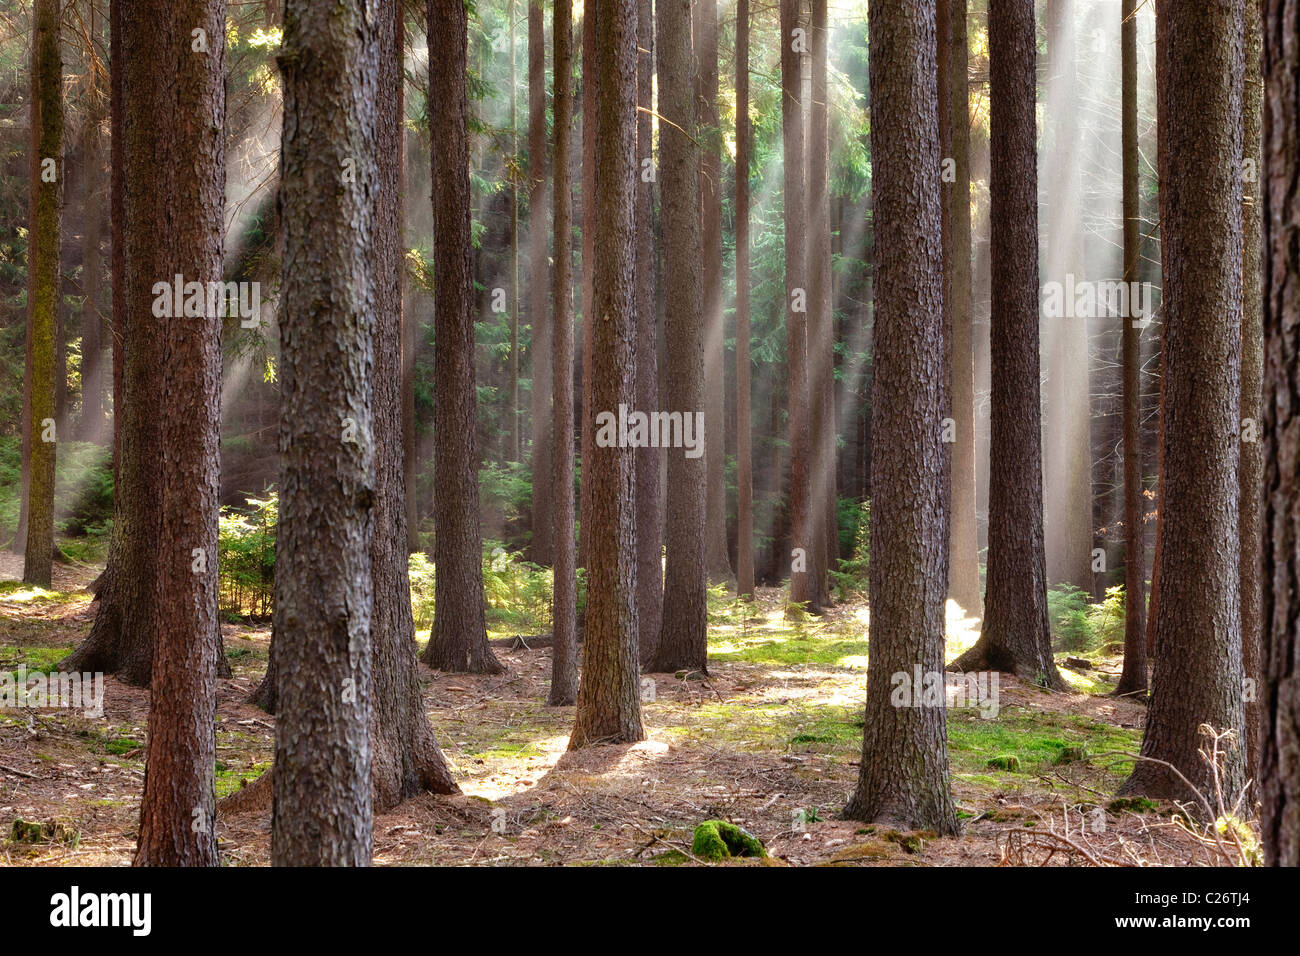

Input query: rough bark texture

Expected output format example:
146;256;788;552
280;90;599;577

1261;0;1300;866
946;0;981;617
64;0;233;688
1240;0;1265;779
808;0;834;611
735;0;755;601
697;0;731;586
423;1;503;676
371;0;458;809
1121;0;1246;803
509;0;521;465
78;14;107;443
846;0;959;836
271;0;378;866
569;0;643;748
782;0;815;614
634;0;663;666
650;0;708;674
550;0;579;707
950;0;1062;689
22;0;61;589
1114;0;1147;700
579;5;595;571
529;0;553;565
132;0;225;868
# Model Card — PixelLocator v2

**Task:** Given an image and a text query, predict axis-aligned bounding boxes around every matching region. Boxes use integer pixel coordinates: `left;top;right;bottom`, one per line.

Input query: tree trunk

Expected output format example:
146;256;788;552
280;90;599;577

569;0;643;749
550;0;579;707
1239;0;1264;781
272;0;379;866
650;0;708;674
1120;0;1246;803
63;0;232;686
735;0;755;601
508;0;521;465
846;0;959;836
782;0;815;614
132;0;225;868
422;1;504;676
78;10;107;443
1114;0;1147;700
370;0;459;809
22;0;62;589
808;0;834;611
945;0;980;617
634;0;663;667
696;0;730;587
950;0;1062;689
529;0;553;565
1261;0;1300;866
578;5;595;571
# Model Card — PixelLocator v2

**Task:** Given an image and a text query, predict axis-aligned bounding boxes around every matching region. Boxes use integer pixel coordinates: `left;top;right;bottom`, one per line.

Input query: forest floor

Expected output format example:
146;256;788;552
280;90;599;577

0;553;1220;867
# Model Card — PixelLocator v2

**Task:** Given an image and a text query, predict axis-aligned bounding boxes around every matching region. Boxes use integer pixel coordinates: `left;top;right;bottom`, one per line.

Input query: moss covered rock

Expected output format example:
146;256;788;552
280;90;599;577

691;820;767;861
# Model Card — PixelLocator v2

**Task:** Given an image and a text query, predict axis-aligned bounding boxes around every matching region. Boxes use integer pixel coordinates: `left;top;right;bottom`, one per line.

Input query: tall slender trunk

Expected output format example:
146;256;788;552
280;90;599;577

578;5;596;570
550;0;578;706
808;0;834;610
783;0;815;614
846;0;959;836
697;0;731;586
529;0;553;565
735;0;755;601
1114;0;1147;700
133;0;225;868
634;0;663;666
370;0;459;809
509;0;521;464
1120;0;1246;804
951;0;1062;689
79;10;107;442
650;0;708;674
22;0;62;588
569;0;643;748
422;2;504;676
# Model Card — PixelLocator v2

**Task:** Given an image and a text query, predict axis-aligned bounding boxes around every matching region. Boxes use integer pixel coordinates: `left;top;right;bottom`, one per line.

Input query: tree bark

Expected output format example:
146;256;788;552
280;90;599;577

1120;0;1246;803
945;0;980;617
950;0;1062;689
696;0;731;586
422;0;503;676
22;0;62;589
808;0;834;610
782;0;815;614
529;0;553;565
132;0;225;867
650;0;708;674
1261;0;1300;867
569;0;643;748
634;0;663;666
78;10;107;443
846;0;959;836
550;0;578;706
1239;0;1264;781
370;0;459;809
272;0;379;866
735;0;755;601
1114;0;1147;700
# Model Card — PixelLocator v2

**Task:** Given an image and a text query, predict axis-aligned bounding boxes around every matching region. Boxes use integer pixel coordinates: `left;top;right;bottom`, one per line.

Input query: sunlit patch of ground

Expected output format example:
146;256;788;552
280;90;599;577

1;571;1219;867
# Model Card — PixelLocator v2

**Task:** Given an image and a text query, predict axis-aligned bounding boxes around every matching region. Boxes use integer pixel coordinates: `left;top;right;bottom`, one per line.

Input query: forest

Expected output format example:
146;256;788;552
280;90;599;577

0;0;1296;884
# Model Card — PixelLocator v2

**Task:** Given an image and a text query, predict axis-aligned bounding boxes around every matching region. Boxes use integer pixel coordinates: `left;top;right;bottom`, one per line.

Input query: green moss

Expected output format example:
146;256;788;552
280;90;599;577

1107;796;1158;814
691;820;767;861
986;754;1021;772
